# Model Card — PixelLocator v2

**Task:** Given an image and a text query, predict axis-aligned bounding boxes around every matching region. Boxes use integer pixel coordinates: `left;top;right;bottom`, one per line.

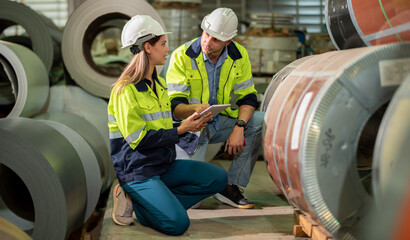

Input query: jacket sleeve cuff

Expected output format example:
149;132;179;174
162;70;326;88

171;97;189;121
236;94;259;109
171;97;189;112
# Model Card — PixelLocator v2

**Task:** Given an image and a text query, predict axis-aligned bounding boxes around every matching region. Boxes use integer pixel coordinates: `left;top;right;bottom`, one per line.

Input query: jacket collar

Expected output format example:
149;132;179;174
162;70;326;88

185;37;243;61
134;72;160;92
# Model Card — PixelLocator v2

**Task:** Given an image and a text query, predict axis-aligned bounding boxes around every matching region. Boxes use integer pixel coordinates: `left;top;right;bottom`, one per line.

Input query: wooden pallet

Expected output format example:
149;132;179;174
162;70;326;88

293;210;335;240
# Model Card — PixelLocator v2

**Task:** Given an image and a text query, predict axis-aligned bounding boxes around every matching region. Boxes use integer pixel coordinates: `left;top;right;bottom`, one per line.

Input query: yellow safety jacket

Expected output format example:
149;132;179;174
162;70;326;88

166;37;258;118
107;74;178;184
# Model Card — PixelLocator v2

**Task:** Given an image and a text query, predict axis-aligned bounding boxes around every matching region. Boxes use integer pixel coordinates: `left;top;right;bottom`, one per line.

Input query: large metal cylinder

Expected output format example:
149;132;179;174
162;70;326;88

0;118;90;240
363;75;410;240
261;43;410;239
326;0;410;49
62;0;165;98
0;41;49;118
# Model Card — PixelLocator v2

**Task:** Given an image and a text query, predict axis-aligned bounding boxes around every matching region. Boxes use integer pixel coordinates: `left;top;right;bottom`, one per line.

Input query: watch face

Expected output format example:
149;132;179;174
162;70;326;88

236;120;247;127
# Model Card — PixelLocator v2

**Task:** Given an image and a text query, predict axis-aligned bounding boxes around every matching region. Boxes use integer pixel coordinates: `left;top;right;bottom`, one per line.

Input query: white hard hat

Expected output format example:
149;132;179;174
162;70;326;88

121;15;171;49
201;8;238;42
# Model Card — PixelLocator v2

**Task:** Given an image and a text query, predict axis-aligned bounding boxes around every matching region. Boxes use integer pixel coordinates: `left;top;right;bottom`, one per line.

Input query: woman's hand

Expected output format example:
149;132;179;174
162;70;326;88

177;110;212;134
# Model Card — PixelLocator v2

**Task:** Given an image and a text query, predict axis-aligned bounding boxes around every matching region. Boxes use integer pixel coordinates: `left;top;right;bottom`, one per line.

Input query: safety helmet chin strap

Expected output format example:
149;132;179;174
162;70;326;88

129;34;156;55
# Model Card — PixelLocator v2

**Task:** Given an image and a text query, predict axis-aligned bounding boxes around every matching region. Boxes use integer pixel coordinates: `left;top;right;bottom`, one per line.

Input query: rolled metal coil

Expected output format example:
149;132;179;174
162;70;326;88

0;117;88;240
326;0;410;50
0;41;49;118
41;85;111;163
61;0;165;98
34;112;113;193
363;74;410;240
261;42;410;239
0;1;62;72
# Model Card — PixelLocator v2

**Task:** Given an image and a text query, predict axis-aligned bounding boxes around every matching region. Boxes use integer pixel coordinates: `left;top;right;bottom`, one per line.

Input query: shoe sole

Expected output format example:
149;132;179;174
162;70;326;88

112;184;131;226
214;193;255;209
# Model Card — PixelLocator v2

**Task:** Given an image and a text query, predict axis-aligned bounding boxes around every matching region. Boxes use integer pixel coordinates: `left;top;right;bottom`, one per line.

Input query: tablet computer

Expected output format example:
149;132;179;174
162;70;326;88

194;104;231;120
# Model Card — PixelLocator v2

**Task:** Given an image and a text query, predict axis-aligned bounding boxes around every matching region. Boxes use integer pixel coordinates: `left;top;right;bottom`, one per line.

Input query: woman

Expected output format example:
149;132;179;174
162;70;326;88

107;15;227;236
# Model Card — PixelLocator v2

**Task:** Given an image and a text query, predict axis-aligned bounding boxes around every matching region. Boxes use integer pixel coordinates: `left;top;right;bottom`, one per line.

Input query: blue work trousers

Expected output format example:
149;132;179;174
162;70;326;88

176;111;264;187
122;160;227;236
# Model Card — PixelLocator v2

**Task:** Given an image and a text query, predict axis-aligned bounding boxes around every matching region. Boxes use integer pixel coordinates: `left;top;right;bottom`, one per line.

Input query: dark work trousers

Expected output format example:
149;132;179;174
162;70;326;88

122;160;227;236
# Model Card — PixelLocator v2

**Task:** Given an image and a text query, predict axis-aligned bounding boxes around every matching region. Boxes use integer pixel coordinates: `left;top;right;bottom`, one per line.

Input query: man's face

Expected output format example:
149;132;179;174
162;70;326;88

200;31;230;57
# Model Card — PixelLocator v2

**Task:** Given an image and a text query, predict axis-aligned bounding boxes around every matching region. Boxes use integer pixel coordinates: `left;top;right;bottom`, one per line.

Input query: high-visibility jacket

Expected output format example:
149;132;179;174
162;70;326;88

166;37;259;118
107;74;179;184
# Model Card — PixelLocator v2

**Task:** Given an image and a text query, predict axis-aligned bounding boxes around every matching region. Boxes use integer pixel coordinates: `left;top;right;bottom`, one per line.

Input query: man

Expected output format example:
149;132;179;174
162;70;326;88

165;7;264;209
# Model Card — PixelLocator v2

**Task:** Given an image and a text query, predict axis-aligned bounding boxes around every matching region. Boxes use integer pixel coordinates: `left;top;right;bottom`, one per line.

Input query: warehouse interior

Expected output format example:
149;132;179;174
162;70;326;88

0;0;409;240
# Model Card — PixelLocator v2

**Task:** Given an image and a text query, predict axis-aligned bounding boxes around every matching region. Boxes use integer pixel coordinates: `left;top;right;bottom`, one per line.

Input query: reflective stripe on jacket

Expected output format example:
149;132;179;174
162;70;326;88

107;74;178;184
166;37;258;118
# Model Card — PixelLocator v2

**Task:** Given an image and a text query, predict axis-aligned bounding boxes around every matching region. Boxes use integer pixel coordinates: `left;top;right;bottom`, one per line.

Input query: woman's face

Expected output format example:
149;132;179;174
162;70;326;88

147;35;169;66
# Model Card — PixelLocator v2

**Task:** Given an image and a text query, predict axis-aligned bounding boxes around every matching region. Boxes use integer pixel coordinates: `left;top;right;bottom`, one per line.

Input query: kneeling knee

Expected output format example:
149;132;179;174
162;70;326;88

159;215;190;236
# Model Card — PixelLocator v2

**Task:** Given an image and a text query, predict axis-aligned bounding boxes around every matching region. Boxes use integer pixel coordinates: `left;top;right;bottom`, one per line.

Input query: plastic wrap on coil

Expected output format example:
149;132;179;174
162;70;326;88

62;0;166;98
261;42;410;239
0;1;62;72
0;41;49;118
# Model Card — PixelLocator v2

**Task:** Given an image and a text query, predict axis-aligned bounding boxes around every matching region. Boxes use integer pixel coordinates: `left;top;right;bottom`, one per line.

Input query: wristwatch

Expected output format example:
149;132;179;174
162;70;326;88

235;120;248;130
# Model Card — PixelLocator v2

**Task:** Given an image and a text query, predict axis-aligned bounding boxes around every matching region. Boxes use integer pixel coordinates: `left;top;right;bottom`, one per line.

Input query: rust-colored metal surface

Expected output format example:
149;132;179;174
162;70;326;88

326;0;410;49
261;43;410;239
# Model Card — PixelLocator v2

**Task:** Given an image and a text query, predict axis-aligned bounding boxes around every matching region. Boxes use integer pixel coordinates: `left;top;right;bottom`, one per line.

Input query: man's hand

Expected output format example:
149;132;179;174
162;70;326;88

224;126;245;155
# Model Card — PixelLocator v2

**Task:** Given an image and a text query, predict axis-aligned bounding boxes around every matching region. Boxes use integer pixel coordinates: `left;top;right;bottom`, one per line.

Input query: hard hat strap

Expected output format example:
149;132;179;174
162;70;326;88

130;34;156;55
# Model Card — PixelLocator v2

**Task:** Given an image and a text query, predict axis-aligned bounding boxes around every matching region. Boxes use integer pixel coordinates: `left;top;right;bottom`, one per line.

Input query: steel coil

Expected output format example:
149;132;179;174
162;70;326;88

262;43;410;239
34;112;113;193
373;74;410;204
363;74;410;240
0;41;49;118
0;1;62;72
326;0;410;50
0;117;87;240
61;0;165;98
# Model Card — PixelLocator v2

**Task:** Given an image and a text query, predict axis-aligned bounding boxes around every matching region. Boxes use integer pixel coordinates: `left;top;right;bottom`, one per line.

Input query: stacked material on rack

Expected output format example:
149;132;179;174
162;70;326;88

153;0;201;51
246;12;294;37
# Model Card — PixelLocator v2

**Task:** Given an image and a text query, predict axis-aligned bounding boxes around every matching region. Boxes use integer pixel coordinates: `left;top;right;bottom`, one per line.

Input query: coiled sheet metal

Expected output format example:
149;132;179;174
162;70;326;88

261;43;410;239
61;0;165;98
0;117;90;240
0;1;62;72
364;74;410;240
373;74;410;204
0;41;49;118
34;112;113;193
326;0;410;50
38;85;114;192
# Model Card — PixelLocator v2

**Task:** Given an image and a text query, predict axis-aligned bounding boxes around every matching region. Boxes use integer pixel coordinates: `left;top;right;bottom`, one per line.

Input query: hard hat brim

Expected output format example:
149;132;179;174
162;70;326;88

121;32;172;49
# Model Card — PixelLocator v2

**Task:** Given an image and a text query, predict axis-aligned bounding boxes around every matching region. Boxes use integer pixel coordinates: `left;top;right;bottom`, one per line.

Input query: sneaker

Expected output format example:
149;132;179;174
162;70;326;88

190;200;202;209
112;184;134;226
214;184;255;209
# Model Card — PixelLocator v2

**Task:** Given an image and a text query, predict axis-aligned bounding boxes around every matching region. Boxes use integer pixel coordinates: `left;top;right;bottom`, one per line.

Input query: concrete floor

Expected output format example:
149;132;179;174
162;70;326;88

99;160;297;240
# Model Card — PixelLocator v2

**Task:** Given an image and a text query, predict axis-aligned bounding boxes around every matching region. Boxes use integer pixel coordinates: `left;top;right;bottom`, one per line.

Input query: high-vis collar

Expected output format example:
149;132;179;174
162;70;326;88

134;71;164;92
185;37;243;61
